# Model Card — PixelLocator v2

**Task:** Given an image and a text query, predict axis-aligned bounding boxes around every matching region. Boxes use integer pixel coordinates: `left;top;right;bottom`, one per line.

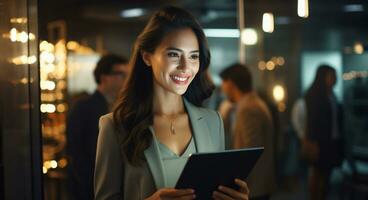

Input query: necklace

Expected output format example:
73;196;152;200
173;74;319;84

158;113;180;135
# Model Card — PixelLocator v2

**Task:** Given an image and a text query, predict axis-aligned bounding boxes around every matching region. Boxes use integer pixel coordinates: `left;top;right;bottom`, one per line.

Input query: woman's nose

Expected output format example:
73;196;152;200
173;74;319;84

177;56;189;70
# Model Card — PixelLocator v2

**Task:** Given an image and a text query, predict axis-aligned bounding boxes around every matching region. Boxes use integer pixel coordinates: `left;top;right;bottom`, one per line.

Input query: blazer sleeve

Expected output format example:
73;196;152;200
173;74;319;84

94;115;123;200
217;111;225;151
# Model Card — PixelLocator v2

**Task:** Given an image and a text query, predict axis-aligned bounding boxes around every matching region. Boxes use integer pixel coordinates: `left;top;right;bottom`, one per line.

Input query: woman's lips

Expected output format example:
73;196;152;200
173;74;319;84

170;74;191;85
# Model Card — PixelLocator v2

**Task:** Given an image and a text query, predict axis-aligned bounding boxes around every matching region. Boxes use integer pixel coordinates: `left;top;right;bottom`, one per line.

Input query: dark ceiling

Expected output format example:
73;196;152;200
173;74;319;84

38;0;368;36
38;0;368;50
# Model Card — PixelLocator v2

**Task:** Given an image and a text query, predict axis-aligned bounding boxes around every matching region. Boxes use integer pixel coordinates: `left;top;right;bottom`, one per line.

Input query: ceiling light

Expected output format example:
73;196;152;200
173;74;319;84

120;8;145;18
241;28;258;45
262;13;274;33
203;29;240;38
298;0;309;18
343;4;364;12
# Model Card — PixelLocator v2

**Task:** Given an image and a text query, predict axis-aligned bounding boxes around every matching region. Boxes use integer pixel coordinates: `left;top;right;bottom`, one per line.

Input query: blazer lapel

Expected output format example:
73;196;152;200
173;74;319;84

143;99;216;189
144;127;166;189
184;99;215;153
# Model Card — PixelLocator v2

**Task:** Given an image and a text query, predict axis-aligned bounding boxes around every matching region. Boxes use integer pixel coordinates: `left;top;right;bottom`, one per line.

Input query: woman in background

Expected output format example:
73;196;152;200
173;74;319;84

304;65;344;200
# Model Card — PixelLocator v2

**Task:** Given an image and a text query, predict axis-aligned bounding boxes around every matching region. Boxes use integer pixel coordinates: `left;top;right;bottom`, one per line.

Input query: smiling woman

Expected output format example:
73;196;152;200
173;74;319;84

94;6;250;200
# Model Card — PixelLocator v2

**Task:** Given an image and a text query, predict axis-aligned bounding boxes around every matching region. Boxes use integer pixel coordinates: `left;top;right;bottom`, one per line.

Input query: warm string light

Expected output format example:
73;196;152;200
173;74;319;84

343;71;368;80
10;55;37;65
2;28;36;43
258;57;285;71
39;40;68;115
354;42;364;54
4;27;37;66
40;104;56;113
40;80;56;90
42;158;68;174
10;17;28;24
273;85;287;112
273;85;285;102
40;39;69;176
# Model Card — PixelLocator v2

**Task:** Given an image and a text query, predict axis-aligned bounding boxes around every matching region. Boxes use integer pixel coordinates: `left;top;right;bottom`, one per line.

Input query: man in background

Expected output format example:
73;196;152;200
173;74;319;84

66;54;128;200
220;63;276;200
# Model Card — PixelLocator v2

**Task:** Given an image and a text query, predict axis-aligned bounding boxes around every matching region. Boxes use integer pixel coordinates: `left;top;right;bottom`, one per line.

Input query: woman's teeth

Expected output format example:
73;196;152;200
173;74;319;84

172;76;188;81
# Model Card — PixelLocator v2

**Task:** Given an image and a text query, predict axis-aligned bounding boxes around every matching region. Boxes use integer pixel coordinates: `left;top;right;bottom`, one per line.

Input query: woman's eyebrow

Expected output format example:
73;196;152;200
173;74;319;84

166;47;199;53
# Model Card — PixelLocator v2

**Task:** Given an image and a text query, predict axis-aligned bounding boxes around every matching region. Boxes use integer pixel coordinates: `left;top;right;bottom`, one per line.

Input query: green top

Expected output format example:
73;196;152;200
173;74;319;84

155;137;197;187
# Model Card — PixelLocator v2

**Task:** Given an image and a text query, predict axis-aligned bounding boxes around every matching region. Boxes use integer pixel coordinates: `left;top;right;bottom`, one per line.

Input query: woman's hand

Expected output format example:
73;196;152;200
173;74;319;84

145;188;196;200
212;179;249;200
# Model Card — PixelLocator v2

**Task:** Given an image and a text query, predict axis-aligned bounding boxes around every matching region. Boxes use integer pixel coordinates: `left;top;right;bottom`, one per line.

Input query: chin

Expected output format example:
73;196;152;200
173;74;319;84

171;87;188;95
168;81;192;95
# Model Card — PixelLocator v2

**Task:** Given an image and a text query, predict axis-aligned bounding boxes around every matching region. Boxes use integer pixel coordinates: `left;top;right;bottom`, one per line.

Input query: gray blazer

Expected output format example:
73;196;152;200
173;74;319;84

94;99;225;200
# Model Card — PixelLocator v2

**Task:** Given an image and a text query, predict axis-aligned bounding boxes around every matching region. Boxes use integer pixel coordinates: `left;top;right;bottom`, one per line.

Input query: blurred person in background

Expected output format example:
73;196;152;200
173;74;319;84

218;98;236;150
220;63;276;200
291;98;306;140
66;54;128;200
303;64;344;200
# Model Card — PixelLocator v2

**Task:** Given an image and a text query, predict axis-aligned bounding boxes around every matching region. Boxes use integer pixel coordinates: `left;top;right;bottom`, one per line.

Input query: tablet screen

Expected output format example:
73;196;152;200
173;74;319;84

175;147;264;199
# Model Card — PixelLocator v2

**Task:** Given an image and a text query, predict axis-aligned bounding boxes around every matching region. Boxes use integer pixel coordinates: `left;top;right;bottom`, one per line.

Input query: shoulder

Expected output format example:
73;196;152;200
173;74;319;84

199;107;222;123
99;113;127;139
195;106;225;150
97;113;125;154
188;102;224;135
186;100;222;123
99;113;114;128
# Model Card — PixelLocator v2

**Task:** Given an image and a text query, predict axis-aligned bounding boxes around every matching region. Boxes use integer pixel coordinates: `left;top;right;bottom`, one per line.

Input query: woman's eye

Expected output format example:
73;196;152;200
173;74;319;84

167;52;179;57
190;54;199;60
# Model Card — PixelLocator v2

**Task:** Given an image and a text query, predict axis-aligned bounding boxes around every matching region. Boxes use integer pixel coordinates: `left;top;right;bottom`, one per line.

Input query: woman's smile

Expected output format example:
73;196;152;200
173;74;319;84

170;73;191;85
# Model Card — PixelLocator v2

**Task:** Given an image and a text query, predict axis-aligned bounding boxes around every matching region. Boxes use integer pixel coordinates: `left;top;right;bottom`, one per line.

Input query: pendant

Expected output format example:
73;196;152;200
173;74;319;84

170;121;176;135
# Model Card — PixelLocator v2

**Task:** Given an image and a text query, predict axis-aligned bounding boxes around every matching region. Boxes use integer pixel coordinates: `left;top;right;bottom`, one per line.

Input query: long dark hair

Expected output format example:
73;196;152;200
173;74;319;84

305;64;336;140
113;6;214;165
305;64;336;101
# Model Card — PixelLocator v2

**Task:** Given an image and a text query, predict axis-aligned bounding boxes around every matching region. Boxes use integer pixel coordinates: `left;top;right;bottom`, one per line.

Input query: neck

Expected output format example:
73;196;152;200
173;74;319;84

152;81;185;115
234;90;251;103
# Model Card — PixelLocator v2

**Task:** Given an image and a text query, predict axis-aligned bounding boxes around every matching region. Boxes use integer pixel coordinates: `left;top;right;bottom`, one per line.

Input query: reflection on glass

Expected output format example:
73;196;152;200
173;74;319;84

0;0;42;197
40;39;68;174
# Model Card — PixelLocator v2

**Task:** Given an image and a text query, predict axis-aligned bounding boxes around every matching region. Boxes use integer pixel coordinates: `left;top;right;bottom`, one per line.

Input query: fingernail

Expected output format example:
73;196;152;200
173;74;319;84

218;186;223;190
192;194;196;199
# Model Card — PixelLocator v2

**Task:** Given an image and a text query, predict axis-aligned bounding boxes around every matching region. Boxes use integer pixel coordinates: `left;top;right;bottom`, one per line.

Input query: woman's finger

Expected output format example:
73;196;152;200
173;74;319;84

177;195;197;200
212;190;233;200
235;179;249;194
161;188;195;197
218;185;248;200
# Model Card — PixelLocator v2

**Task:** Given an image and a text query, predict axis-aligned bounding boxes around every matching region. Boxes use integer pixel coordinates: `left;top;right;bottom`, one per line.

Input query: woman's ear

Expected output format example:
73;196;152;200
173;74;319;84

141;51;152;67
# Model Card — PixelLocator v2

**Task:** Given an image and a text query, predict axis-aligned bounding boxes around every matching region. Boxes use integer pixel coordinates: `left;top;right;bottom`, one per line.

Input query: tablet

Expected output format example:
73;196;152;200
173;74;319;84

175;147;264;199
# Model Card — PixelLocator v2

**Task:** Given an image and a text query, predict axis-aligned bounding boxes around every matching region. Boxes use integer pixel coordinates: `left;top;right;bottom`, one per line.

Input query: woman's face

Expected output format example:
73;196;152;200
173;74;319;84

143;28;200;95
